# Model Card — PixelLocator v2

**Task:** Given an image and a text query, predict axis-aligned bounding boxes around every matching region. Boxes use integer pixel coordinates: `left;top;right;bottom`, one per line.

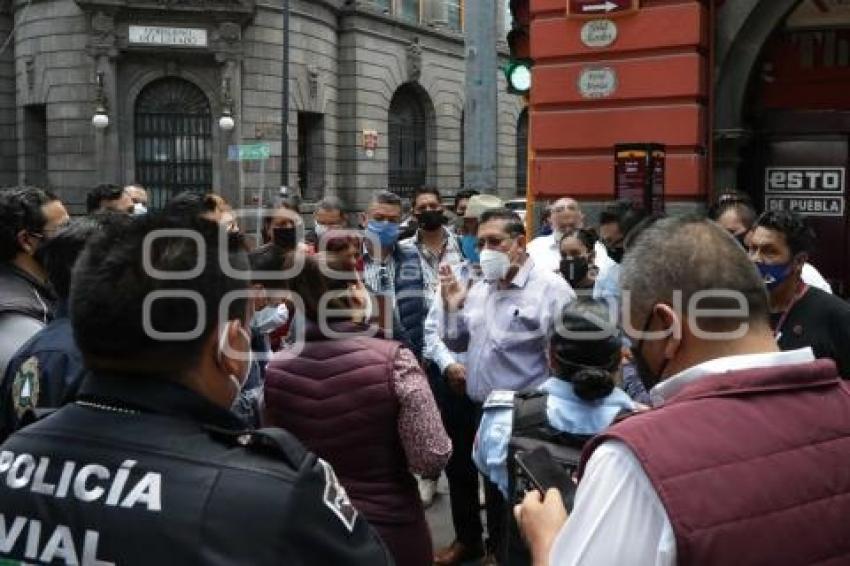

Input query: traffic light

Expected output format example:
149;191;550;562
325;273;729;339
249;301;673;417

505;0;532;95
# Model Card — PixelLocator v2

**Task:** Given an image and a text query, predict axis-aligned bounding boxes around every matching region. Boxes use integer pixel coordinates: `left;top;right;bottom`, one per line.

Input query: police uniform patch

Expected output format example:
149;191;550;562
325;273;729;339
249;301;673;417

319;458;358;533
12;356;40;420
483;390;515;409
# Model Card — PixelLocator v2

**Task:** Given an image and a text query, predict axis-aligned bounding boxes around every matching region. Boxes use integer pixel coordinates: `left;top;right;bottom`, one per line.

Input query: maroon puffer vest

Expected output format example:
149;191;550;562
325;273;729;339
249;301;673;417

579;359;850;566
263;322;421;526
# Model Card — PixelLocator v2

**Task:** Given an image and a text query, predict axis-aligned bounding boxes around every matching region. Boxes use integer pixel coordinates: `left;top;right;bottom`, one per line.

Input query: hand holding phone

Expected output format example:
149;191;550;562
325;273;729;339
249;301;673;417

514;446;577;512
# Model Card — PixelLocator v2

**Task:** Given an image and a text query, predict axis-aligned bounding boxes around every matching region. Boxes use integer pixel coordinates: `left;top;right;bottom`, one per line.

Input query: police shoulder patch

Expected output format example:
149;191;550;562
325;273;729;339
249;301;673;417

12;356;41;420
483;390;515;410
318;458;358;533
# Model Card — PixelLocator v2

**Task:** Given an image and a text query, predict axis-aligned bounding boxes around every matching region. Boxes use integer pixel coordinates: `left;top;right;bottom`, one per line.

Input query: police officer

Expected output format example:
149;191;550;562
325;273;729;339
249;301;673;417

0;213;393;565
473;298;634;564
0;219;100;442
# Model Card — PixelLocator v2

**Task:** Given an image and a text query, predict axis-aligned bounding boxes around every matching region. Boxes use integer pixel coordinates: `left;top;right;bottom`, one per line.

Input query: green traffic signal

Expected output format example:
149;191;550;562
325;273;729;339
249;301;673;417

504;60;532;94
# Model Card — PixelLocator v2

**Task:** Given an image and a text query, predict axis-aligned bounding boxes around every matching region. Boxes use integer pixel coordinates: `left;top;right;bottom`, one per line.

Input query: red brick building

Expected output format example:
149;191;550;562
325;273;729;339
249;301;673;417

527;0;850;294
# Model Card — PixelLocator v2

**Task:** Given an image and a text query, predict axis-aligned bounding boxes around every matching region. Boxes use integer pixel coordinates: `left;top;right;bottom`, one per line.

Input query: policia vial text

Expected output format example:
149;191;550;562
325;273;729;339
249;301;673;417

0;451;163;564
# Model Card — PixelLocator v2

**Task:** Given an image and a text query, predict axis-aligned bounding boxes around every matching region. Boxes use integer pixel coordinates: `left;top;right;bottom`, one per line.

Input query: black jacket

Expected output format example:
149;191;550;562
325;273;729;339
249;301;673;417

0;372;394;565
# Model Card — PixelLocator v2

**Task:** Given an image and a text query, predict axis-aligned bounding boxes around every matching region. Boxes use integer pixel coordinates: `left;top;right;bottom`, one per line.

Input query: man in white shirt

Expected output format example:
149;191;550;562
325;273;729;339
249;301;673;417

514;216;850;566
527;198;612;275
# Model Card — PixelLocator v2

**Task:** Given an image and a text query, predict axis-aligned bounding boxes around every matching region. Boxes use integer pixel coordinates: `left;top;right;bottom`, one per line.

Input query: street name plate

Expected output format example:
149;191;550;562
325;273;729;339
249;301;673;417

228;143;271;162
129;26;208;47
568;0;638;18
578;67;618;98
581;19;618;48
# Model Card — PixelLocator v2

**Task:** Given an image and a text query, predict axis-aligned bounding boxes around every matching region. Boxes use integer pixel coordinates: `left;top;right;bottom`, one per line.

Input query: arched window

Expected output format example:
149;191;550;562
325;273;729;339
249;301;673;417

135;78;213;208
516;108;529;196
388;84;430;198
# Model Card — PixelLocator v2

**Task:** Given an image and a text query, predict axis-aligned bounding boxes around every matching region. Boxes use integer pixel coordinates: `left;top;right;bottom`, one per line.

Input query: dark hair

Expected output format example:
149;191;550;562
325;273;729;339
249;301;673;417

86;184;126;214
598;200;649;240
454;189;479;211
280;253;350;322
714;201;757;231
70;212;250;375
370;190;402;208
551;299;621;401
162;191;220;219
753;210;815;257
249;243;287;288
708;189;753;220
0;186;53;261
41;218;103;300
479;207;526;237
624;212;666;250
412;187;441;208
316;196;344;214
560;228;597;252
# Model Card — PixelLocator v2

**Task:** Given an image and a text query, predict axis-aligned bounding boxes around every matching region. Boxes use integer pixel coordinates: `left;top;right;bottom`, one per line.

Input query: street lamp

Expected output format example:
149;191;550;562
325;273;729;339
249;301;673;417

219;77;235;132
92;71;109;129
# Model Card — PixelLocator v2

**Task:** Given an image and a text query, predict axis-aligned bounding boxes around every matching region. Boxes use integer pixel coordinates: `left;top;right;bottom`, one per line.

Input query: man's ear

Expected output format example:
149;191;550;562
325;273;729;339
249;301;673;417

517;234;527;251
215;320;243;376
654;303;683;361
16;229;35;256
793;252;809;271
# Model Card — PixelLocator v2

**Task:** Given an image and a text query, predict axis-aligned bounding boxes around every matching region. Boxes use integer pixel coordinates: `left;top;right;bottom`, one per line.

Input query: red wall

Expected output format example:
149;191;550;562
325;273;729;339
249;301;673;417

529;0;709;200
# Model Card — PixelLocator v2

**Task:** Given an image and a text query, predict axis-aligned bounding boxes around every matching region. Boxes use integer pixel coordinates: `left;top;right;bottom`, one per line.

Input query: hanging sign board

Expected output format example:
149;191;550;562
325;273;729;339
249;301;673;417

615;143;665;215
764;167;846;217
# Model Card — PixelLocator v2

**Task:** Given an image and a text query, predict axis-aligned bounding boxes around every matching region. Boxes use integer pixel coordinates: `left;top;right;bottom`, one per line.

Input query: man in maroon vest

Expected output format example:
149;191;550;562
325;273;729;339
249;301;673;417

514;216;850;566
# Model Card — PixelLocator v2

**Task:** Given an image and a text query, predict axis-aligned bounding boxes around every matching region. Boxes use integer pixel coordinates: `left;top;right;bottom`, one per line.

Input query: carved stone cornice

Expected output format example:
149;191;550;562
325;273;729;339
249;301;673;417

75;0;256;26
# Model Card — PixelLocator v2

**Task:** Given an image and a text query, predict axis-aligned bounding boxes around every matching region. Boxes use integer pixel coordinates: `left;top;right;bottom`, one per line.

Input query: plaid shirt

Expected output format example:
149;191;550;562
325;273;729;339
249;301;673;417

401;227;465;297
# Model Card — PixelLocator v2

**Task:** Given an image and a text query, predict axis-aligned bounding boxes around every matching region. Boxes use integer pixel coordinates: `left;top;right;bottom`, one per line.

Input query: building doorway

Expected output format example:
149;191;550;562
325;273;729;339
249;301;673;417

740;3;850;295
135;78;213;208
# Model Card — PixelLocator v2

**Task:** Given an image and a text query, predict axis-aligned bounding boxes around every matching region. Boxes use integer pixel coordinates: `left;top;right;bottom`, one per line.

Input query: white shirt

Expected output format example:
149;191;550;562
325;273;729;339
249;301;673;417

527;233;613;276
802;262;832;294
549;347;817;566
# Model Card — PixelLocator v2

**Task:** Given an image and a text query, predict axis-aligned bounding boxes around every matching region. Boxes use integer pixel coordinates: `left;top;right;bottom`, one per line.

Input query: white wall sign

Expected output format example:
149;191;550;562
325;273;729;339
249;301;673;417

765;167;845;193
129;26;208;47
764;166;846;217
581;19;618;48
578;67;618;98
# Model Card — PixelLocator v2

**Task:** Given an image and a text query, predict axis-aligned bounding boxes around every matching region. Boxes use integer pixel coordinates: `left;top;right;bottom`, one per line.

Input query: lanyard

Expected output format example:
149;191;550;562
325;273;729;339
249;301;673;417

774;282;809;340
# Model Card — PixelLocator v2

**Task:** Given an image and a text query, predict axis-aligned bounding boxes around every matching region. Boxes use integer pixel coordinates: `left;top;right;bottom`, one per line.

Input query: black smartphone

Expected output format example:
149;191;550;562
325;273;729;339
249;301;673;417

514;446;577;512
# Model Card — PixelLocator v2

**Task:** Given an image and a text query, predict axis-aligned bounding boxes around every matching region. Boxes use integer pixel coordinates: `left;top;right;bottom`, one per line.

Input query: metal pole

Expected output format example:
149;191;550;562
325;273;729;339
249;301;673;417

281;0;290;191
463;0;498;193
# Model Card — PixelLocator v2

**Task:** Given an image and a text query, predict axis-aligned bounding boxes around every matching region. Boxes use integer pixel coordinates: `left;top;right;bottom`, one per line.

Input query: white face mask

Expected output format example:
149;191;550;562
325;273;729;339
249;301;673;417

133;202;148;215
314;223;329;239
218;324;253;399
251;303;289;335
479;249;511;282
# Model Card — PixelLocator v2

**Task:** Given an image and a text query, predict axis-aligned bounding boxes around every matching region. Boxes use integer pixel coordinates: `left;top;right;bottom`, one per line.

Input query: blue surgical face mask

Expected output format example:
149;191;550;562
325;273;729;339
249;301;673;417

251;304;289;335
367;220;399;247
461;234;480;263
756;261;792;291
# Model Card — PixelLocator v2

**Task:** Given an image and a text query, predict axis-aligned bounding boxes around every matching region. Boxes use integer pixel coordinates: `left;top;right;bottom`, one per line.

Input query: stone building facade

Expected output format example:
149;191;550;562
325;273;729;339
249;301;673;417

0;0;526;213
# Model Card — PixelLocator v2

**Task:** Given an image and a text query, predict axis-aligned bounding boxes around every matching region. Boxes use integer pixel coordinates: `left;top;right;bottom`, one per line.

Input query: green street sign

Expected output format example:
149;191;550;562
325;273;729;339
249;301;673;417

228;143;271;161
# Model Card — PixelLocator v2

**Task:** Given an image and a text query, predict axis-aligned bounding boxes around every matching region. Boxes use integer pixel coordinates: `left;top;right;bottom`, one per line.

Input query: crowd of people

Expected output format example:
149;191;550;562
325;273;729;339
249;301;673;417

0;181;848;565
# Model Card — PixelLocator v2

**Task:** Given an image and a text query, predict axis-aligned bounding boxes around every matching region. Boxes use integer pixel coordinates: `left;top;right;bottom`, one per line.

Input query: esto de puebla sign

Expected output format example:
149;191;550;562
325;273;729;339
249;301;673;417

765;167;846;217
129;26;208;47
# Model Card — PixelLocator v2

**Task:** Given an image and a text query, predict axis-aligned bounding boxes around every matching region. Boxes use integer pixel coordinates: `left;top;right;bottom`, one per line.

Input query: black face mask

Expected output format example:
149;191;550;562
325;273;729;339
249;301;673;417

416;210;446;231
607;245;625;264
272;226;298;250
559;256;589;287
631;309;670;393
